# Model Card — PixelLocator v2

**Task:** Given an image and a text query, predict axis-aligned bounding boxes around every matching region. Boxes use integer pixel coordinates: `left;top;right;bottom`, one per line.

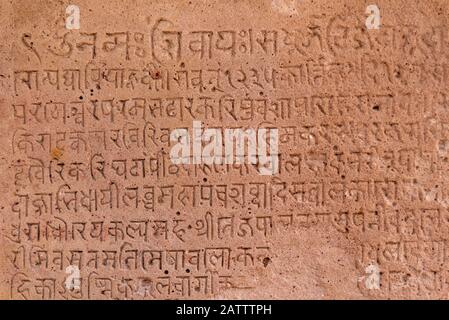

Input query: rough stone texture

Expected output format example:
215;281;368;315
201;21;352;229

1;0;449;300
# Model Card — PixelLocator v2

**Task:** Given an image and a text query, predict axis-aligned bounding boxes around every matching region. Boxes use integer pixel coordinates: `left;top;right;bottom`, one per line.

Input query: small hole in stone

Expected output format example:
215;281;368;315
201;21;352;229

263;257;271;267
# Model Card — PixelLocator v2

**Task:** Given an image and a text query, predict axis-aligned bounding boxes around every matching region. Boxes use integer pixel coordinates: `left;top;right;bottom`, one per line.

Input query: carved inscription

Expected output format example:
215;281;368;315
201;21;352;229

1;0;449;299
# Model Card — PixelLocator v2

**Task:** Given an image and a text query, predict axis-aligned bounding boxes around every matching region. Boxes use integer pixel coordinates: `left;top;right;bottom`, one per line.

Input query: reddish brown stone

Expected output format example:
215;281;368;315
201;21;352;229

1;0;449;300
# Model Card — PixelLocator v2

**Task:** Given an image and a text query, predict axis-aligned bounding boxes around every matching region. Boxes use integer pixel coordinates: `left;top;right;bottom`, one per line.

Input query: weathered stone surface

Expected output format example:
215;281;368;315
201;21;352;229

1;0;449;299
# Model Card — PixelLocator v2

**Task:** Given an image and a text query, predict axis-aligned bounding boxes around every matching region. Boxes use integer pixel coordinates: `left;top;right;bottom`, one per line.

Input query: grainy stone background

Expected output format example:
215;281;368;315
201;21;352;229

1;0;449;299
